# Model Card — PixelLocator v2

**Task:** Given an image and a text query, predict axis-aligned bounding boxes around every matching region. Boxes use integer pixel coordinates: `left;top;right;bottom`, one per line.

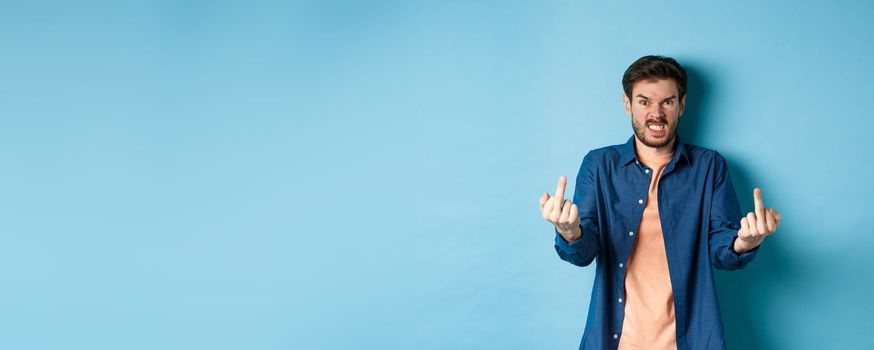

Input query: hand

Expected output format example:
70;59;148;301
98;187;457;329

540;176;582;243
734;187;783;253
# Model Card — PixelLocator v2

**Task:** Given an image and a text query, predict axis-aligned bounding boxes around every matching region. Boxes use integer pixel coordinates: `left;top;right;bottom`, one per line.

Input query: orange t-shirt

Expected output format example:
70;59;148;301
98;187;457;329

618;150;677;350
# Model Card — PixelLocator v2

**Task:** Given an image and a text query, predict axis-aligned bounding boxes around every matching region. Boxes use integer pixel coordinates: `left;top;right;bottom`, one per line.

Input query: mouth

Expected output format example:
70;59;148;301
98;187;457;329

646;122;667;137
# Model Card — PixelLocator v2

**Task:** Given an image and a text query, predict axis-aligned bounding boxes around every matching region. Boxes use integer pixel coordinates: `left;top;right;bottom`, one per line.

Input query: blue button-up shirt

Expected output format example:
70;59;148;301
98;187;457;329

554;135;760;350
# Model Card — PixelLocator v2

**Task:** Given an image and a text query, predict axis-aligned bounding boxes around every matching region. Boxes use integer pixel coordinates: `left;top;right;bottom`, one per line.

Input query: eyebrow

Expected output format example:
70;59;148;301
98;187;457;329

636;94;677;101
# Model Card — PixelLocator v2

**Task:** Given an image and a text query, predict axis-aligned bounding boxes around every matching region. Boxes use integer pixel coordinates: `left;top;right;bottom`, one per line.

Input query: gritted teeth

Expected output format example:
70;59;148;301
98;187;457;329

647;123;666;131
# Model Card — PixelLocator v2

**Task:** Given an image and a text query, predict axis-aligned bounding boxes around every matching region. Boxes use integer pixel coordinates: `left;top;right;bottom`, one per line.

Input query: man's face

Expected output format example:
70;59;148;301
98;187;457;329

623;78;686;149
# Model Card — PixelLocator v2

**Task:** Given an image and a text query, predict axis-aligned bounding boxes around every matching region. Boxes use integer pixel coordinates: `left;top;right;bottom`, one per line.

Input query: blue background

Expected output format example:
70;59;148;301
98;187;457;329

1;1;872;349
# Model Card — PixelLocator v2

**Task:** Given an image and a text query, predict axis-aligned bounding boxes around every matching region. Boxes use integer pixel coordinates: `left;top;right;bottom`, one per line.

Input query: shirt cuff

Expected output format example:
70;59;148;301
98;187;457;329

728;236;760;261
554;227;584;252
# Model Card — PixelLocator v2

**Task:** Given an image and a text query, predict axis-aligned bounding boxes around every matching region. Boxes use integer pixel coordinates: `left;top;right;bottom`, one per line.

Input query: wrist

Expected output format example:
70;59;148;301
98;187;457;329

733;236;762;254
559;227;582;243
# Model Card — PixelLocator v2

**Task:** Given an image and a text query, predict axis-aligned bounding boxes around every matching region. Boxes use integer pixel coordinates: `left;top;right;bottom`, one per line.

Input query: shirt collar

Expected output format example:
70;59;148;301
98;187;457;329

619;135;692;168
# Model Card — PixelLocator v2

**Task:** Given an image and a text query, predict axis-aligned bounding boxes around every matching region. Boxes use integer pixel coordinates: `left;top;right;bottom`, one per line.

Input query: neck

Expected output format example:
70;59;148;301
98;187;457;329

634;135;677;159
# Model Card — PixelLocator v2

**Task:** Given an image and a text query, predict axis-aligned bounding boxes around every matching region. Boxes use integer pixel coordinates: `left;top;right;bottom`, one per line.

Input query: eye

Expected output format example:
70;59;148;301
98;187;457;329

638;100;648;106
664;100;674;106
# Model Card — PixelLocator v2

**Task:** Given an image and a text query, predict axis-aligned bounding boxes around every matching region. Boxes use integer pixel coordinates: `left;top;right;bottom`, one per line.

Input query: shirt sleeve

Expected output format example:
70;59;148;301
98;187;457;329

554;152;601;267
708;152;759;270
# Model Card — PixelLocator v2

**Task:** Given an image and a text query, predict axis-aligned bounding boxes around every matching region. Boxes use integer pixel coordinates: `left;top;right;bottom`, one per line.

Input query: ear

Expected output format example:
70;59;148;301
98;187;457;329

679;95;686;117
622;93;632;117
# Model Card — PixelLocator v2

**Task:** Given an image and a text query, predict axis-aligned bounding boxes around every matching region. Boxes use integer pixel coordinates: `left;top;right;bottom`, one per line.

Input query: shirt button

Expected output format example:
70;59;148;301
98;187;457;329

645;169;650;174
619;262;624;268
638;199;644;204
613;334;619;339
628;231;634;236
618;298;623;303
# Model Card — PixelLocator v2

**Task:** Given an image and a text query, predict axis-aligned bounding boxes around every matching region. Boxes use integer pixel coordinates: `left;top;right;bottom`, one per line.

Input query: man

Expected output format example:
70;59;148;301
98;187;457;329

538;55;782;350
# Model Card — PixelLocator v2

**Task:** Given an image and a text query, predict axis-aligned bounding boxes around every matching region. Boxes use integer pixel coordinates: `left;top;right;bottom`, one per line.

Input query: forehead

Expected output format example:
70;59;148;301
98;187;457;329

632;78;679;98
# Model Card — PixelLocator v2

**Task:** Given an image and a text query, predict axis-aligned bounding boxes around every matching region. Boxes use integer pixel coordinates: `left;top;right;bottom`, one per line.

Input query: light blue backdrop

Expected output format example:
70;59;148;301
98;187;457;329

1;1;871;349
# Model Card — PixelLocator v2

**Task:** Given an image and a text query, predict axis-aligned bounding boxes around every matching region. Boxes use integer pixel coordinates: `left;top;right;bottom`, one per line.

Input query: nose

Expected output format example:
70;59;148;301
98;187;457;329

650;103;665;117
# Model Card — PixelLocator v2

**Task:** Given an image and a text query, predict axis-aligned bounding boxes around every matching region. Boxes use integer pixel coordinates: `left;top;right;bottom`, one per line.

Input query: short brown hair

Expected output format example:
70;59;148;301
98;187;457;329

622;55;687;100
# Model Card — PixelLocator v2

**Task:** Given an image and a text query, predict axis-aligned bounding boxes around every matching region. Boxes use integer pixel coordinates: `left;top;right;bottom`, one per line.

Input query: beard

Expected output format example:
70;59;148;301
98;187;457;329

631;115;679;148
